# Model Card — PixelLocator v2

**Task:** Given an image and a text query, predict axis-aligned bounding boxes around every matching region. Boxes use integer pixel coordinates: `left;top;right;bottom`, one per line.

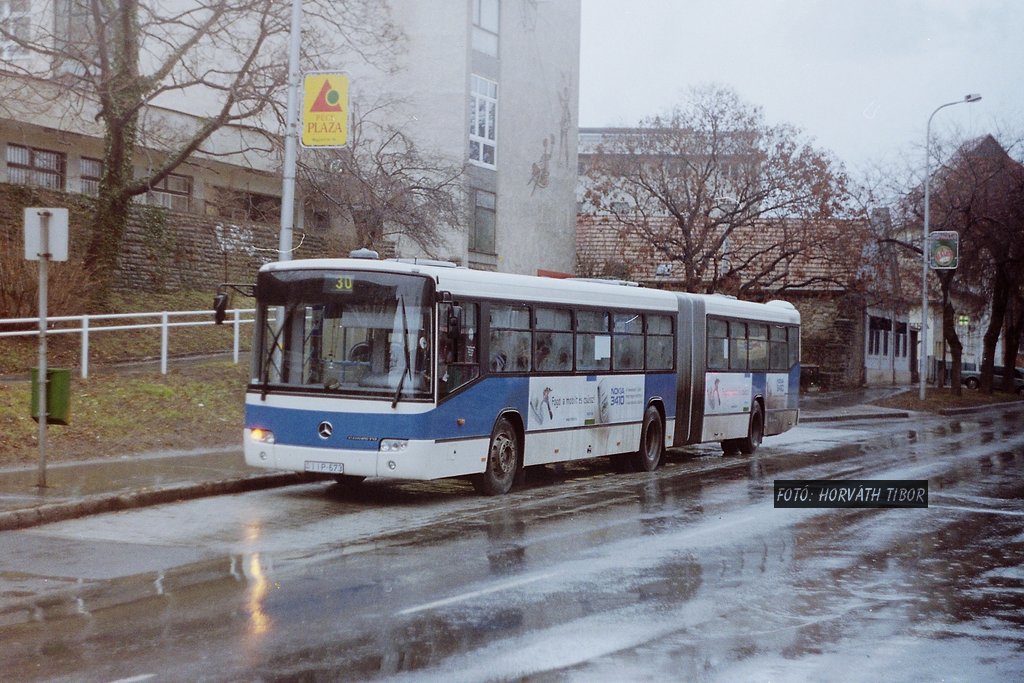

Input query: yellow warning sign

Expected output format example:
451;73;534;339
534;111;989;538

302;72;349;147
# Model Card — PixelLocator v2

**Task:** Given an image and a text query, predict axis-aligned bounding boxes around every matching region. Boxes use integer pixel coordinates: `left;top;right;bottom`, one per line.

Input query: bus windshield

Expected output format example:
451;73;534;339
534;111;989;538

253;269;434;402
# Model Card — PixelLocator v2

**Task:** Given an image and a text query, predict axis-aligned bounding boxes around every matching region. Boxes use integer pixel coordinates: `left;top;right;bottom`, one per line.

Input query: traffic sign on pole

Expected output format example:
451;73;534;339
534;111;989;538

929;231;959;269
24;207;69;488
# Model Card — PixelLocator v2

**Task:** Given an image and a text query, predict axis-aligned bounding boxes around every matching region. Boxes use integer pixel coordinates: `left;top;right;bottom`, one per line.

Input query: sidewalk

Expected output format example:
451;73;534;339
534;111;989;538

0;447;304;531
798;387;912;423
0;389;1011;532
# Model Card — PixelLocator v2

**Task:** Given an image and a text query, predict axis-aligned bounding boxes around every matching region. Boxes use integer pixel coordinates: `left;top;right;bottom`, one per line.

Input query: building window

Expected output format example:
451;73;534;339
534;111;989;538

472;0;499;56
6;144;66;190
469;75;497;168
868;316;891;357
894;322;908;358
207;186;280;223
53;0;96;76
147;173;192;212
0;0;31;61
470;189;496;254
80;157;102;195
311;209;330;233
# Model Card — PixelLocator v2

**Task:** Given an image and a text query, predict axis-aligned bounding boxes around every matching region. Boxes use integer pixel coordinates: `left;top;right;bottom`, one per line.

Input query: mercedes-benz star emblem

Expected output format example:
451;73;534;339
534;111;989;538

317;421;333;439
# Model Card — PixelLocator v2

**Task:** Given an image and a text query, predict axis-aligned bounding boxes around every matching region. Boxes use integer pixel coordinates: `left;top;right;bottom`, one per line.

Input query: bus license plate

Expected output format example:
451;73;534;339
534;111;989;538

305;461;344;474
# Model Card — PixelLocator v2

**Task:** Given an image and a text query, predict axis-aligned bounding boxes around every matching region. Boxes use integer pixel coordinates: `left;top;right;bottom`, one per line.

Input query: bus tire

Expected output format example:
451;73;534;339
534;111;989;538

738;402;764;455
721;440;741;455
333;474;366;488
630;405;665;472
473;417;520;495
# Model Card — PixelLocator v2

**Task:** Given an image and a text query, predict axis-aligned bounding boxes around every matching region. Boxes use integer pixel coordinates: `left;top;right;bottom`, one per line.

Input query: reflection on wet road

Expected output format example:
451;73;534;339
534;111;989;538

1;409;1023;681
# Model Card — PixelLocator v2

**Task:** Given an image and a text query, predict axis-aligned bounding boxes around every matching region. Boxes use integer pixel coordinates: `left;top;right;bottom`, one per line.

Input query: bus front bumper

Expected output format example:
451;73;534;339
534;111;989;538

244;429;489;481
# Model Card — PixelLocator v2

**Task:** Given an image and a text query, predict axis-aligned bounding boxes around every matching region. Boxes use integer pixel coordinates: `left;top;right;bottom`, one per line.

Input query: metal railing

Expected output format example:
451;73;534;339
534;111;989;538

0;309;256;378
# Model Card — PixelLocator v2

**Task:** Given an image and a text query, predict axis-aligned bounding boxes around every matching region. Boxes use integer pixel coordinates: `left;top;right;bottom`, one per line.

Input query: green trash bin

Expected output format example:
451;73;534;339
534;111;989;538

30;367;71;426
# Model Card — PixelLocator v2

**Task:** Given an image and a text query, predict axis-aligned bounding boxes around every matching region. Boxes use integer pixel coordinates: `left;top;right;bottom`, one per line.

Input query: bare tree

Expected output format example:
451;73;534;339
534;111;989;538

297;100;465;259
1;0;401;305
582;85;857;295
906;134;1024;394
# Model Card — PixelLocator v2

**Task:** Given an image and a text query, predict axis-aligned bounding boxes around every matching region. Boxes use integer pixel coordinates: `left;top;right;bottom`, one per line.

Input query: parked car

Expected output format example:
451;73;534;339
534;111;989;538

961;366;1024;395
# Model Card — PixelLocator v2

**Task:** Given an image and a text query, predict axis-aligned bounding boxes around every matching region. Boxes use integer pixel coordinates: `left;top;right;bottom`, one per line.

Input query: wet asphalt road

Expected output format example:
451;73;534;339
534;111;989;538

1;408;1023;682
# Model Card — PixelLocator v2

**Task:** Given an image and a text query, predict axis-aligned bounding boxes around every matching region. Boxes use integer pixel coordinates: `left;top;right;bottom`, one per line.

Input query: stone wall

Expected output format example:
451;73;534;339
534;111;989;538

793;292;866;389
1;184;328;295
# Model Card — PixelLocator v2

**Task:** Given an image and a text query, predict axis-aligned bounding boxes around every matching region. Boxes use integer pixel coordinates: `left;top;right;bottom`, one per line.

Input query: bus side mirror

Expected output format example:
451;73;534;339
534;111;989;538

447;305;463;340
213;291;230;325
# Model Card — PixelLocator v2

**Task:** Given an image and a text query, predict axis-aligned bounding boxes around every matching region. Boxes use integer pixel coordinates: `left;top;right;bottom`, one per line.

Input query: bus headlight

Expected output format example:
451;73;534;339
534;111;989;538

379;439;408;453
250;428;276;444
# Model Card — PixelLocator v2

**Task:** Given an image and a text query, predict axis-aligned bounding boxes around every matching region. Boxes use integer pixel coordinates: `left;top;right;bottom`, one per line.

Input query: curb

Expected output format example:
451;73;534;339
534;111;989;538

801;411;911;424
0;472;307;532
938;401;1024;416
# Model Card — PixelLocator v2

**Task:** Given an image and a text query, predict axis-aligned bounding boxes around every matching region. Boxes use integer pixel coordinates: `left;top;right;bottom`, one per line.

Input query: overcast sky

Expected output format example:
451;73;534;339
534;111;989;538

579;0;1024;171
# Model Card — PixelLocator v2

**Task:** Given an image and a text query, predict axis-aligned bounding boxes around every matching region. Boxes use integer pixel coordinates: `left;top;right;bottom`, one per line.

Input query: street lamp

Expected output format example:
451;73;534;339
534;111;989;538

920;93;981;400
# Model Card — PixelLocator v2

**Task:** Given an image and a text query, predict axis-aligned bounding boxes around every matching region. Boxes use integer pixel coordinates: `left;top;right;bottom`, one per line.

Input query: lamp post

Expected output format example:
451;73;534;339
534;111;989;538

278;0;302;262
920;93;981;400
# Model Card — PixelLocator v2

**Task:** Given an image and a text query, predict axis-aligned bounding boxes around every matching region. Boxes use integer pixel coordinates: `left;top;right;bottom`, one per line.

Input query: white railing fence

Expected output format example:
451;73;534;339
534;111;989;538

0;309;256;378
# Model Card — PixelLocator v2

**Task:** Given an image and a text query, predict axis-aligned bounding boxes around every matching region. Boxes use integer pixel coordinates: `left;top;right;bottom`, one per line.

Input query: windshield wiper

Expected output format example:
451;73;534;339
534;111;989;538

392;295;412;409
261;304;294;400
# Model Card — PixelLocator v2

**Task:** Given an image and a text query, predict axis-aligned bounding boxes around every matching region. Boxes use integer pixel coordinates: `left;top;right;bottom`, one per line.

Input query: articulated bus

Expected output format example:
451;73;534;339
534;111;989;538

242;256;800;495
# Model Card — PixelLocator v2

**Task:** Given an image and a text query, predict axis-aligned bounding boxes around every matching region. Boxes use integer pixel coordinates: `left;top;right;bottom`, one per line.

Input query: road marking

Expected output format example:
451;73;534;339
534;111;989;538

109;676;157;683
397;571;559;616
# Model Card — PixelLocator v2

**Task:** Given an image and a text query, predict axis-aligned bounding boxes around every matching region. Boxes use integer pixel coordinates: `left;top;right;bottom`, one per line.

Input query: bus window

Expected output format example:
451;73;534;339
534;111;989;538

576;310;611;371
439;302;479;397
729;321;748;370
788;326;800;368
646;314;674;370
748;323;768;371
490;304;531;372
535;308;572;372
613;313;644;370
769;325;788;370
708;318;728;370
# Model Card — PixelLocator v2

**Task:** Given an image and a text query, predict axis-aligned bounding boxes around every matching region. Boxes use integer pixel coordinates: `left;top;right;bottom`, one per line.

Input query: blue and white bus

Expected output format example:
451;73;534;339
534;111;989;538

242;256;800;495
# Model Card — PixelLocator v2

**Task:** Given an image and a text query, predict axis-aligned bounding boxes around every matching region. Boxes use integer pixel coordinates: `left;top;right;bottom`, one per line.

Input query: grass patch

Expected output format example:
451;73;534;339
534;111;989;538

0;360;250;467
0;289;254;374
871;386;1023;413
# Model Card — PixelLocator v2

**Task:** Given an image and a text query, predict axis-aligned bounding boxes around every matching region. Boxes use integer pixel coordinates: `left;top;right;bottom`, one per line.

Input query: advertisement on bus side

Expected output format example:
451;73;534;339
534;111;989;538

527;375;646;430
705;372;752;415
765;372;790;410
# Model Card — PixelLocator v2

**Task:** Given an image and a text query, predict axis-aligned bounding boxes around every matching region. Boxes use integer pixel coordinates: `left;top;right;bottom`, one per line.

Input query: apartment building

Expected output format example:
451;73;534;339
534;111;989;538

0;0;581;275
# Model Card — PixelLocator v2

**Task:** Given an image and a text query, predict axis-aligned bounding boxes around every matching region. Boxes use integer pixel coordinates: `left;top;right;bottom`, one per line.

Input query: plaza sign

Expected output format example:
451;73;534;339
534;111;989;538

301;72;349;148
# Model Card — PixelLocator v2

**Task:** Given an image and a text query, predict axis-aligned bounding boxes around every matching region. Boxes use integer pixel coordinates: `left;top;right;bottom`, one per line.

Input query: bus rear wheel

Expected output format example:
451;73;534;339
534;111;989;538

630;405;665;471
473;417;520;495
738;402;764;455
721;402;764;455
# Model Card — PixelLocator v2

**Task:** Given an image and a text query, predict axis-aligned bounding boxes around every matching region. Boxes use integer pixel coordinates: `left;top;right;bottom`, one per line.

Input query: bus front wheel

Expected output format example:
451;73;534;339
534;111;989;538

630;405;665;471
474;417;520;495
333;474;366;488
